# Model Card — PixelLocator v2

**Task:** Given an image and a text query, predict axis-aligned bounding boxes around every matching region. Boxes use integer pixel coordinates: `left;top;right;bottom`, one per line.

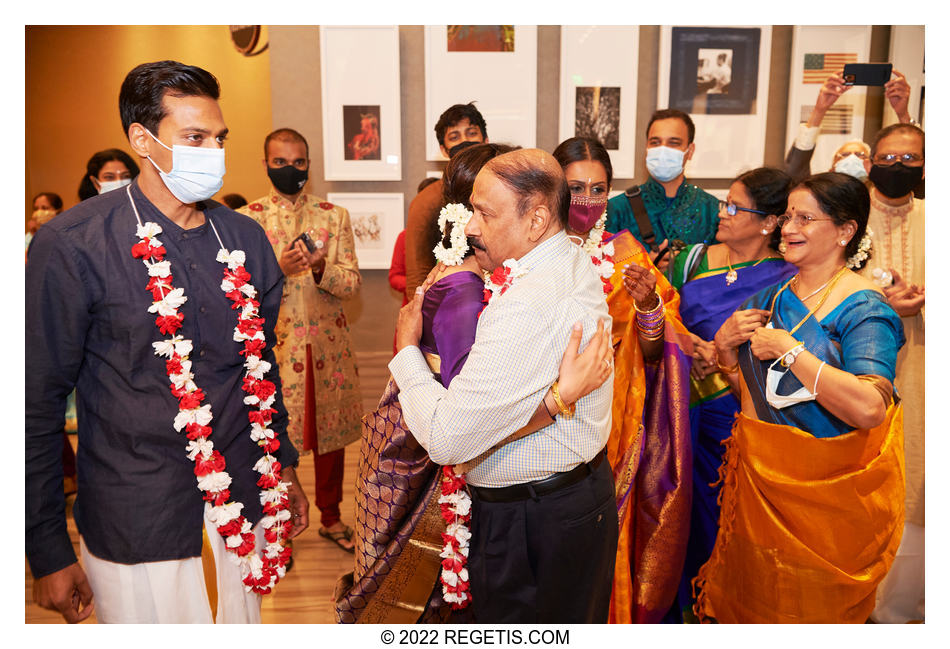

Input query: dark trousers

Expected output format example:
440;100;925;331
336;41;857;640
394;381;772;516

468;456;618;623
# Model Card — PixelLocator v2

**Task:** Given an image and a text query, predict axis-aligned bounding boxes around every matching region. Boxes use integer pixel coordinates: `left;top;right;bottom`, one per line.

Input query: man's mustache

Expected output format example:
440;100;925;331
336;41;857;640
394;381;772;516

467;236;485;251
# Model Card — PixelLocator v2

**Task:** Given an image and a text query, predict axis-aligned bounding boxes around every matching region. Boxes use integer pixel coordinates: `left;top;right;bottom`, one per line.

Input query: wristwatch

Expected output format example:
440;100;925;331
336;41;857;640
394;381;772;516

780;343;806;368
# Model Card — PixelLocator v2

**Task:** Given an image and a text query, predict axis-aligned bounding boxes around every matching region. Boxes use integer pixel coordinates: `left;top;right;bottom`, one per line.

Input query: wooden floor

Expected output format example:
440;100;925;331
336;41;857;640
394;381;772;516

25;351;393;624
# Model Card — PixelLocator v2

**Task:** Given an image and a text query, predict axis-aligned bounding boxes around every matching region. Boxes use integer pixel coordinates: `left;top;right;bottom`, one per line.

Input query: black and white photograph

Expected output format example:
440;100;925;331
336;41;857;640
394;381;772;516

668;27;760;115
574;86;620;149
697;48;732;95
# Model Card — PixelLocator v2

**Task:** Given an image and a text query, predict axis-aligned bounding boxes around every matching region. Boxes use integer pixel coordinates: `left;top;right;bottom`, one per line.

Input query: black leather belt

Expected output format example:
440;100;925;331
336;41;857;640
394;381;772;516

469;450;607;503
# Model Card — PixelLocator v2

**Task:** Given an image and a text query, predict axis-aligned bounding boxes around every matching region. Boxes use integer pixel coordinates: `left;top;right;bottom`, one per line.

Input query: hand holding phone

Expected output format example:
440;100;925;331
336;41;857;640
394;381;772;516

843;63;893;87
292;232;317;253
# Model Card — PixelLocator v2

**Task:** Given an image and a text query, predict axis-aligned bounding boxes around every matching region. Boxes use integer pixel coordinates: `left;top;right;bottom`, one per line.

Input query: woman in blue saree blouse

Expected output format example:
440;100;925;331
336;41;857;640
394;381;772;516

694;173;906;623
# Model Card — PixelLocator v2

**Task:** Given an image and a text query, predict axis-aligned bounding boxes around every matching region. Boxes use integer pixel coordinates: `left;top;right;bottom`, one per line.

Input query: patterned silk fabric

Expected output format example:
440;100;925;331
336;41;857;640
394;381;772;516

694;406;905;623
335;378;452;623
604;231;694;623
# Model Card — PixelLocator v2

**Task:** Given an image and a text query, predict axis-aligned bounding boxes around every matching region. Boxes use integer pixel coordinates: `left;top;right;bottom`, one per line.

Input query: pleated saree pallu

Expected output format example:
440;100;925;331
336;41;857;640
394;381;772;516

693;405;905;623
604;231;694;624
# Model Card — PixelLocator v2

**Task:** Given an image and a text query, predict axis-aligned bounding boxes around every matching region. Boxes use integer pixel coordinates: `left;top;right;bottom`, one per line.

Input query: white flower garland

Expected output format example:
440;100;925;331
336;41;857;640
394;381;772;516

574;212;616;294
846;228;873;270
127;191;292;595
433;203;473;266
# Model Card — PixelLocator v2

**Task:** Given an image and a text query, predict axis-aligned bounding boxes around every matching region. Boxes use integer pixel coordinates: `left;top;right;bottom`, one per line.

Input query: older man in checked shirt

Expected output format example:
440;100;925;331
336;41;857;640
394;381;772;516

391;149;617;623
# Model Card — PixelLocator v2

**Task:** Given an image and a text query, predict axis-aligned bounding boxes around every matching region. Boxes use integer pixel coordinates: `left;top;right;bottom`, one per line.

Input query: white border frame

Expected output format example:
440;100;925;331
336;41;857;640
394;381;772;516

320;25;402;181
658;25;772;179
326;192;405;270
424;26;537;161
558;26;639;180
785;26;872;174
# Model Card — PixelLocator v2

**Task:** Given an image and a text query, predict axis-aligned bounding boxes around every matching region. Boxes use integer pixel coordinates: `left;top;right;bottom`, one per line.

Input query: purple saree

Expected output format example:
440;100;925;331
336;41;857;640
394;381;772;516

335;271;484;623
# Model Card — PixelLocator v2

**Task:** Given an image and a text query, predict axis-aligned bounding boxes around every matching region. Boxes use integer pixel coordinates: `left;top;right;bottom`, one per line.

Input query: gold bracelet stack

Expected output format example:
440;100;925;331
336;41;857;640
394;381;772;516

550;381;575;419
635;294;665;340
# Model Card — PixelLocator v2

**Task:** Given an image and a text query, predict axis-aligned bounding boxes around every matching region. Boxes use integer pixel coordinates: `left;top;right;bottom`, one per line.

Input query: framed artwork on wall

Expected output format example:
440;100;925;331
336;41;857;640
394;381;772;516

423;25;537;161
558;26;639;180
320;25;402;181
327;192;405;270
658;26;772;179
784;25;872;176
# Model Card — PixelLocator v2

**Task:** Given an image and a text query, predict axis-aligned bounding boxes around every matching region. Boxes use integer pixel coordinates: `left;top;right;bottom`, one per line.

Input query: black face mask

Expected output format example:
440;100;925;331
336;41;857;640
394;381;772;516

267;164;309;195
868;162;923;199
447;140;480;158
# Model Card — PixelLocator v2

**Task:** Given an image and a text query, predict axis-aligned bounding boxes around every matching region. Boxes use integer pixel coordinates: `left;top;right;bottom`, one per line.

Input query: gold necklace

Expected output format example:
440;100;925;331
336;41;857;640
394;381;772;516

768;266;848;335
725;249;776;286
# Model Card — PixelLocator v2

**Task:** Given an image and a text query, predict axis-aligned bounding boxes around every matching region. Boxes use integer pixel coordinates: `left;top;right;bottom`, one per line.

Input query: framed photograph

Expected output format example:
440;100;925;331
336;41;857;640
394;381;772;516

424;25;537;161
785;26;872;175
658;26;772;179
327;192;405;270
559;26;639;179
320;26;401;181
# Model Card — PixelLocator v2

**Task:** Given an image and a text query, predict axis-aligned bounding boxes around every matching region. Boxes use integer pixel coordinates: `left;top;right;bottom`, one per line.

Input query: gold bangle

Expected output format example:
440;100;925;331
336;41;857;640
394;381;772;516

715;350;739;374
550;381;575;419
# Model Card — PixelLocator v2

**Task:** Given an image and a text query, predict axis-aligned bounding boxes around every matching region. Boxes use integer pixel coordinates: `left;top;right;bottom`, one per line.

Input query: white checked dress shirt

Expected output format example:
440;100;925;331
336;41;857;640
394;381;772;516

389;230;613;487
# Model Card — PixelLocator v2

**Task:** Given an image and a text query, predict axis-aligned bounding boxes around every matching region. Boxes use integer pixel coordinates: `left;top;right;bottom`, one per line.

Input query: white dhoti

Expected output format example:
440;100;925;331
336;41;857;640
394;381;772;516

80;504;264;623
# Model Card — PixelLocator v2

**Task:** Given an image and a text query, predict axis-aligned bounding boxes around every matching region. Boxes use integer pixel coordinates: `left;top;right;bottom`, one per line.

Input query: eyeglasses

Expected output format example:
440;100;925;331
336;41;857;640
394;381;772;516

777;213;834;228
872;152;924;166
718;200;767;217
833;150;869;161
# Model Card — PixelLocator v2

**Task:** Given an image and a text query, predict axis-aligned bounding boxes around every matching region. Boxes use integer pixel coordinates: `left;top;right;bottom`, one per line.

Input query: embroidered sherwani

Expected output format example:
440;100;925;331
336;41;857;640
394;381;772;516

240;190;362;455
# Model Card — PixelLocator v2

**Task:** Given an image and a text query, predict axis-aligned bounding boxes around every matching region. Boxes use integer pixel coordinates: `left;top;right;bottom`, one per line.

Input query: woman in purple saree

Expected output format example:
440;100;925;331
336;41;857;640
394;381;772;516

335;144;612;623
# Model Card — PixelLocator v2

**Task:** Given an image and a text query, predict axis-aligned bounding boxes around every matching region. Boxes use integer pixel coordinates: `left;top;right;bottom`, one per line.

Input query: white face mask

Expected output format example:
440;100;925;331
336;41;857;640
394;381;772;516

763;323;817;409
645;146;686;183
833;153;868;181
765;356;817;409
97;178;132;194
144;128;225;204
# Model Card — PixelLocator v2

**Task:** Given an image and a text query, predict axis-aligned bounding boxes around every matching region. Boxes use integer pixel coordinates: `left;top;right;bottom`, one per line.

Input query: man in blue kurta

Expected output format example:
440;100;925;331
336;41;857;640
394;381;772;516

25;60;308;624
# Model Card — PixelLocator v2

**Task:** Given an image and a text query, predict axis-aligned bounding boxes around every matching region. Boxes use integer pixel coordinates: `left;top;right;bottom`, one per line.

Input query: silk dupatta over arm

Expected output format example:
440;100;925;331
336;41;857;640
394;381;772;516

335;273;484;623
694;285;907;623
604;231;694;624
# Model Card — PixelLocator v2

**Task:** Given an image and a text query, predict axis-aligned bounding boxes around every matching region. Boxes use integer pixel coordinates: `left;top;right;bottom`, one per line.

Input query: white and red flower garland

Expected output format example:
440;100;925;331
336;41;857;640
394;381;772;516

482;258;528;304
437;466;472;609
129;213;292;595
579;212;615;295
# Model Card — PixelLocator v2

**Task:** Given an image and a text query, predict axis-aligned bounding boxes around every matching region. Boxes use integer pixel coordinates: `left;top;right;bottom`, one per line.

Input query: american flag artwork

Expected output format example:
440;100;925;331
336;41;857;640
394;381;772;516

802;53;858;83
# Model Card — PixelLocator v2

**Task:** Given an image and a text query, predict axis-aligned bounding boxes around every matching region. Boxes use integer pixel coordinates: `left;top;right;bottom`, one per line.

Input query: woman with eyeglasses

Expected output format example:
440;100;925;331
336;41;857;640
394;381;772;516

553;136;694;623
659;167;796;622
693;172;905;623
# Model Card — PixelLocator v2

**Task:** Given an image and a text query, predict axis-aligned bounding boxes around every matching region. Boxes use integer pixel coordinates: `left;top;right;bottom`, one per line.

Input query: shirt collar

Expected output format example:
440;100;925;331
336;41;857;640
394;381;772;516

516;229;570;273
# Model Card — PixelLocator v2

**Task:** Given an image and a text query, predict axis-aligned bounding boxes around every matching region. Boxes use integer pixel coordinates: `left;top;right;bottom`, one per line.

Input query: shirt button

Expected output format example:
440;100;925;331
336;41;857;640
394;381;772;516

199;350;207;357
181;233;188;240
190;263;198;270
199;306;207;314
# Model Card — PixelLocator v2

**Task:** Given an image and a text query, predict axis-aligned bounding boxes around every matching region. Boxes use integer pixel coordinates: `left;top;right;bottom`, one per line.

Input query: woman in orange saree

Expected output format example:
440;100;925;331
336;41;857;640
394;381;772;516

554;137;694;623
696;173;906;623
